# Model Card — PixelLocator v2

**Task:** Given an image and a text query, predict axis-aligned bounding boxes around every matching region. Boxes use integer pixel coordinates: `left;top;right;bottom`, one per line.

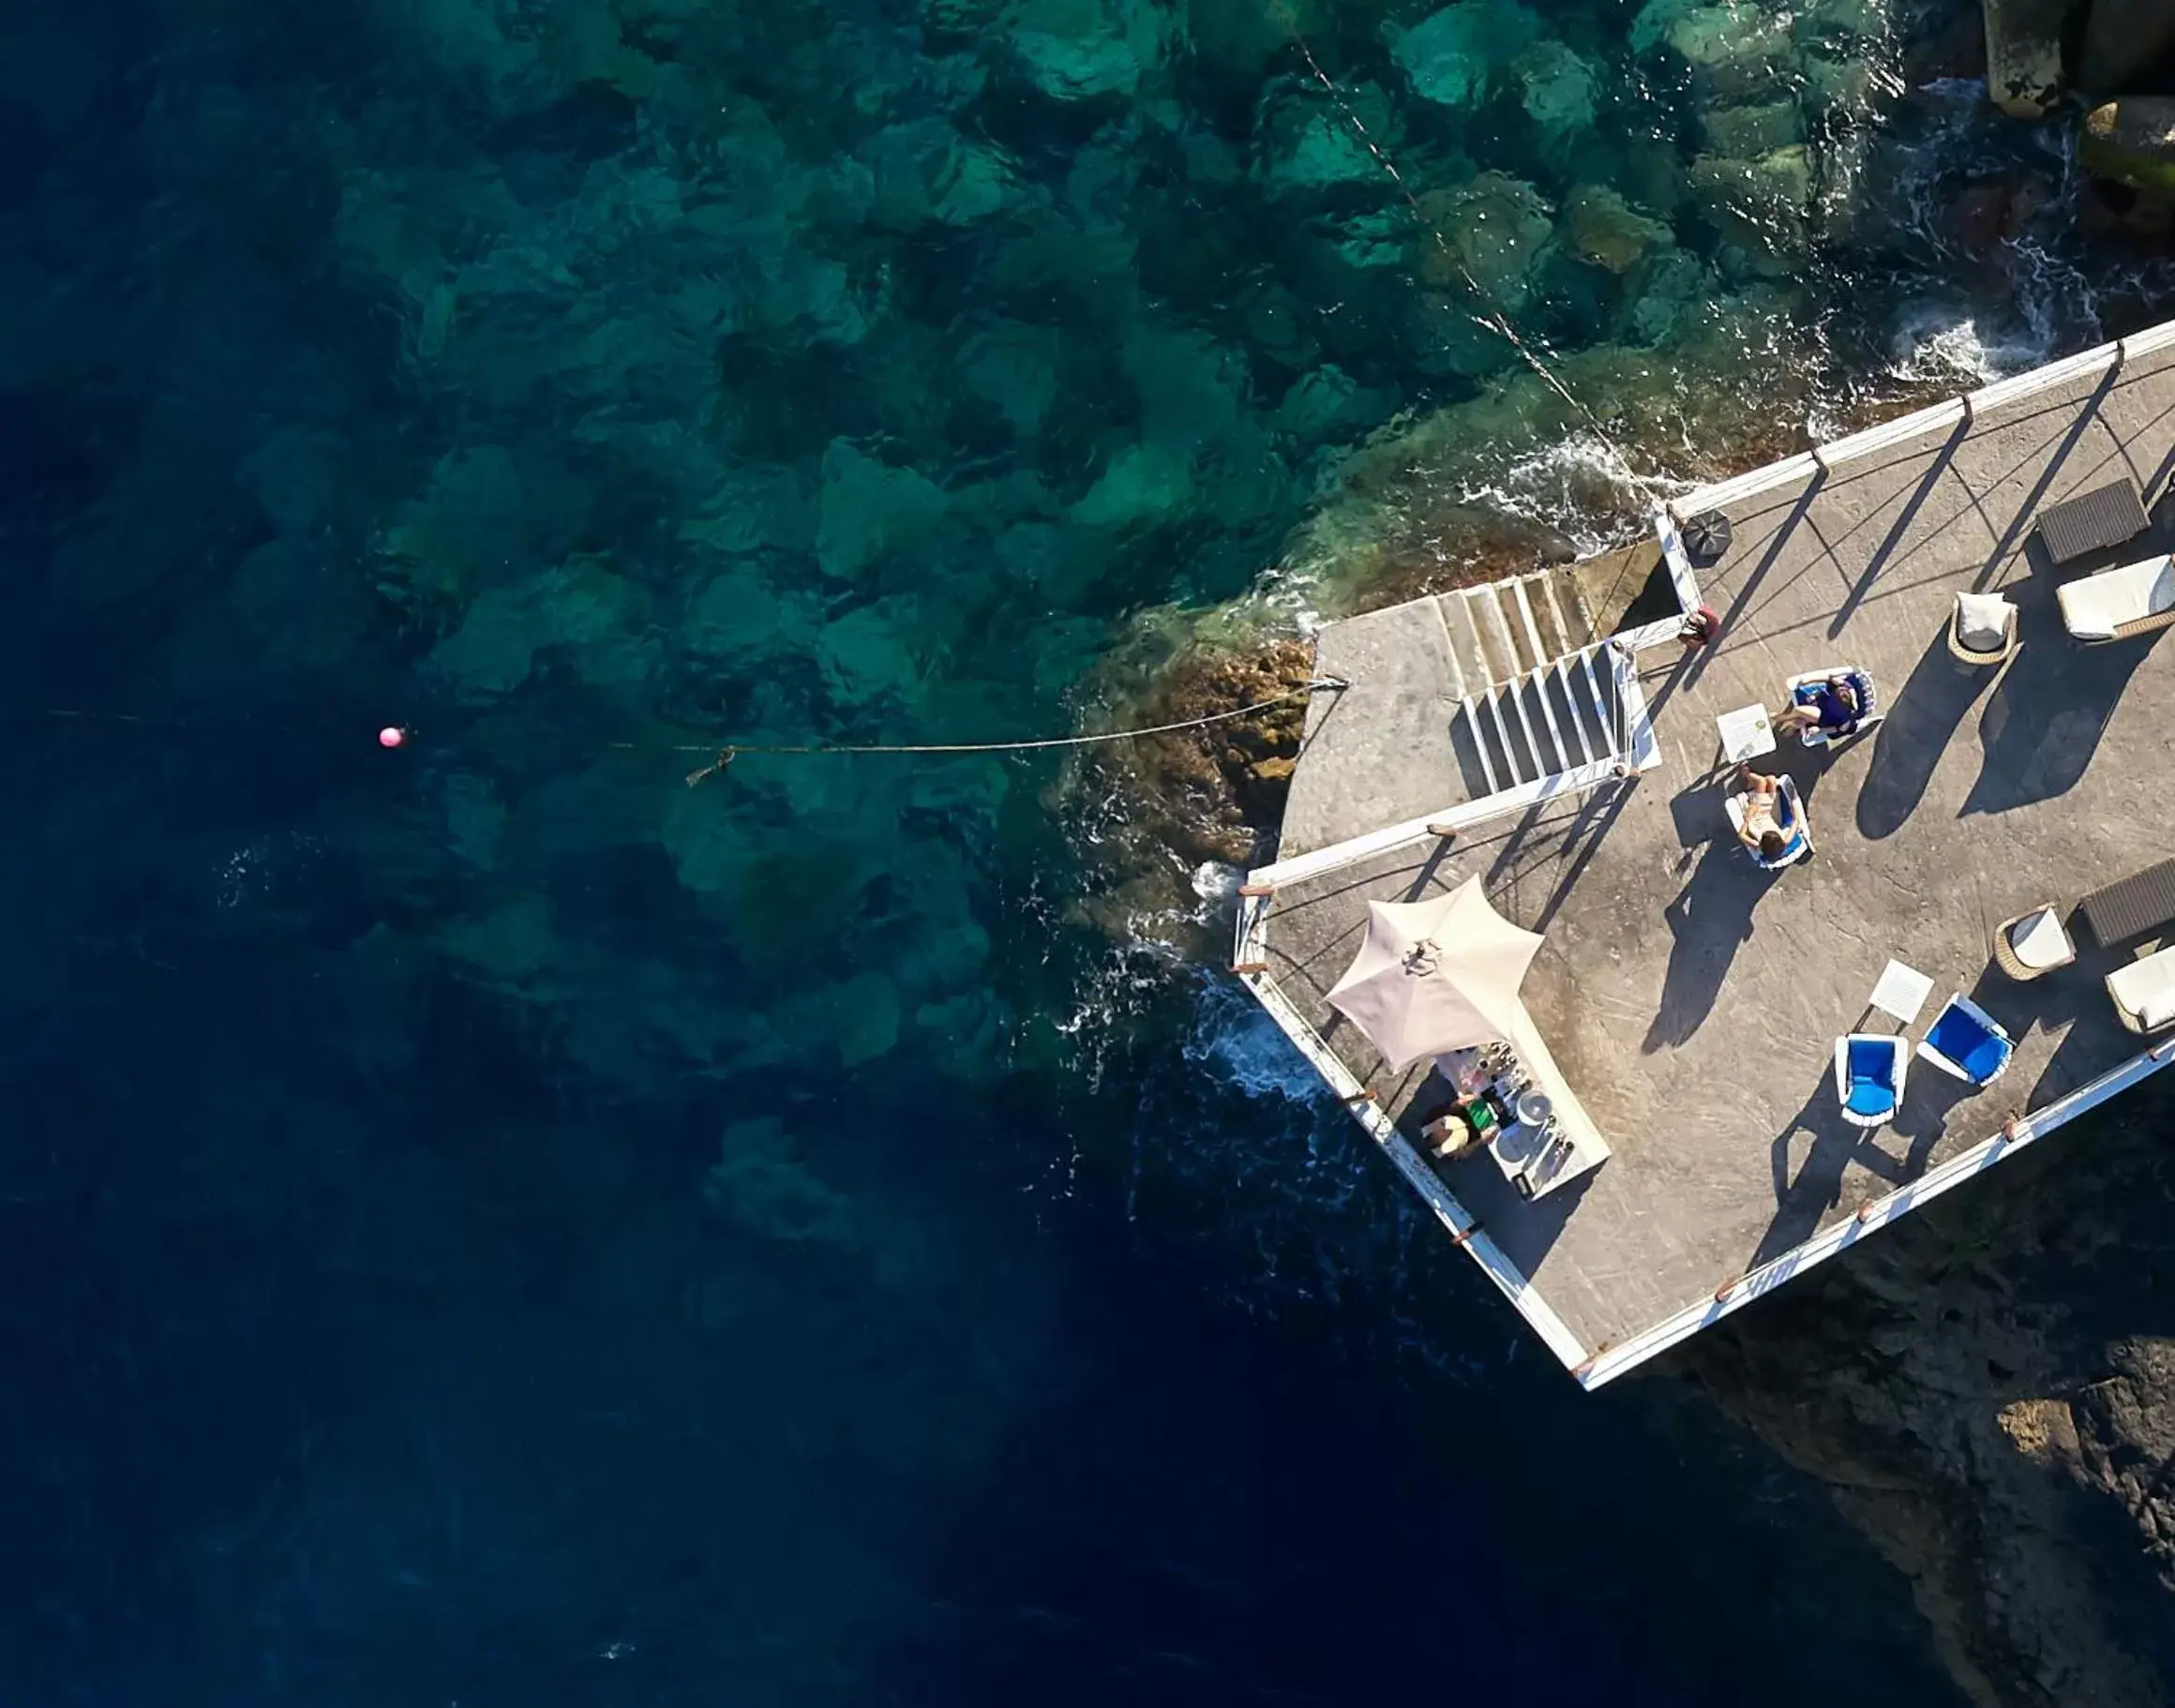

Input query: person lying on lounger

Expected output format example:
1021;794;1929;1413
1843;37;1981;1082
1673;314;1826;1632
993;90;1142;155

1774;670;1865;738
1732;767;1804;862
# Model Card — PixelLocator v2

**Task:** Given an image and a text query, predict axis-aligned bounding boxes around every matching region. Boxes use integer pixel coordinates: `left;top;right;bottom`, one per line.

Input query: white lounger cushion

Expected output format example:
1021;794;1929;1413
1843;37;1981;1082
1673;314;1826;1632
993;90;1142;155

2058;554;2175;640
2108;944;2175;1030
2008;907;2074;971
1955;592;2015;651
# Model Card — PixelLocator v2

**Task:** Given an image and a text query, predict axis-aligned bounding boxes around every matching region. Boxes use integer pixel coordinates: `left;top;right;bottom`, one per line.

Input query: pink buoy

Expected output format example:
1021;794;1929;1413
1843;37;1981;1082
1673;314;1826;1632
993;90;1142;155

379;726;408;749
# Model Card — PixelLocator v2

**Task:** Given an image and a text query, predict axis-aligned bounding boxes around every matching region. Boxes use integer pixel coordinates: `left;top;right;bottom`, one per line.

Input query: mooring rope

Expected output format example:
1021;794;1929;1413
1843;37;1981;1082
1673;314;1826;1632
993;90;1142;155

34;676;1351;787
1268;4;1659;491
644;676;1351;787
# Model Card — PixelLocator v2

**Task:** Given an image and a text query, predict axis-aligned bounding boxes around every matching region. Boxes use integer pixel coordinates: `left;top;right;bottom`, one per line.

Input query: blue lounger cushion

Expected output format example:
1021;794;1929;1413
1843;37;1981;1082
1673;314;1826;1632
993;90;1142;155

1923;1001;2012;1084
1845;1039;1898;1114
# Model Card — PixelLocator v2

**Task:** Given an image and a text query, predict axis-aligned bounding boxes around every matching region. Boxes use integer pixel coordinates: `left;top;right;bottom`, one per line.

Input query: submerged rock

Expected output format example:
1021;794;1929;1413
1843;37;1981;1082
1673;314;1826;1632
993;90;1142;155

1331;205;1418;270
1071;440;1196;531
1252;79;1398;192
1564;184;1675;274
440;893;558;995
1688;145;1813;271
1005;0;1162;102
1799;50;1883;119
1390;0;1543;110
1792;0;1888;53
1274;365;1397;440
818;598;929;703
1617;247;1718;345
862;119;1026;228
1513;39;1598;144
958;321;1064;435
1184;0;1326;73
428;560;647;697
1941;170;2057;251
1413;170;1555;312
815;440;951;579
2082;99;2175;202
686;567;796;661
1702;99;1805;158
1664;4;1795;104
705;1117;865;1241
1628;0;1698;54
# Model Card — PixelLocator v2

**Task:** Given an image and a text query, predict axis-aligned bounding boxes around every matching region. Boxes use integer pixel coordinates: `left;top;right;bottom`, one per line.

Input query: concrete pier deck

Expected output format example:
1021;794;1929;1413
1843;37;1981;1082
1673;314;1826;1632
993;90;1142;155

1238;323;2175;1386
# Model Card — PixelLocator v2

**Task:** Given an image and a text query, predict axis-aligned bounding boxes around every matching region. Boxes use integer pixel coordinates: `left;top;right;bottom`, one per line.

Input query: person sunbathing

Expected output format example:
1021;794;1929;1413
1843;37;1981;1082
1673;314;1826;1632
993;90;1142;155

1775;671;1865;738
1733;766;1804;862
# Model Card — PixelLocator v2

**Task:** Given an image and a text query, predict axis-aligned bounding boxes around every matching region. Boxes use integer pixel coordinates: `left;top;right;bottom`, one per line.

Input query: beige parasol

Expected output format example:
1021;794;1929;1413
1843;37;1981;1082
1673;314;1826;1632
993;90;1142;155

1324;877;1544;1072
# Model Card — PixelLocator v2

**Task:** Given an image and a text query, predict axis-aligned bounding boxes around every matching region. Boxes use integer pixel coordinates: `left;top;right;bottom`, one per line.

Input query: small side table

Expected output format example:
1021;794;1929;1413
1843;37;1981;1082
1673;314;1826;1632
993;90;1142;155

1717;703;1776;765
1869;958;1934;1026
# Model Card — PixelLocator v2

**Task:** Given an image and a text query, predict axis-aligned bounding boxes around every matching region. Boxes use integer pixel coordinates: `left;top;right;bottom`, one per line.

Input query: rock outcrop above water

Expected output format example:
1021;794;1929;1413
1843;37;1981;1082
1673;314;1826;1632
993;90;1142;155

2082;97;2175;199
1686;1094;2175;1707
1064;636;1316;948
1977;0;2175;209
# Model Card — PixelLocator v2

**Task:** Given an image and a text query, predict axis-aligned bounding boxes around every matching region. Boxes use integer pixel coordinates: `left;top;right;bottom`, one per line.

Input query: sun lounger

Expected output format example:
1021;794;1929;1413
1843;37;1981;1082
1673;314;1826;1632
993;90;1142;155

2057;553;2175;642
1834;1034;1907;1127
1915;994;2013;1086
1783;667;1880;745
2078;855;2175;946
2035;477;2148;567
2107;944;2175;1034
1724;774;1810;869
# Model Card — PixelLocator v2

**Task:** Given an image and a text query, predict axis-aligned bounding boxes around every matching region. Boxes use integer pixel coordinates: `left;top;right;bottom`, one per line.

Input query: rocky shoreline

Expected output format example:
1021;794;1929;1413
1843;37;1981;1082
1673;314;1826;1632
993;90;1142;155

1683;1085;2174;1707
1989;0;2175;218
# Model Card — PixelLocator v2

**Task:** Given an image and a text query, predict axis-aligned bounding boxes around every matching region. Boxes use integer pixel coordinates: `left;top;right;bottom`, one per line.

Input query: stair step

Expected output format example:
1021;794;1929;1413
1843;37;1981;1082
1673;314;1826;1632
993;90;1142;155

1461;587;1524;686
1508;578;1551;673
1556;567;1604;652
1519;670;1572;773
1426;597;1470;703
1446;644;1628;806
1581;648;1623;753
1440;569;1615;693
1531;570;1590;659
1448;697;1501;799
1549;658;1596;763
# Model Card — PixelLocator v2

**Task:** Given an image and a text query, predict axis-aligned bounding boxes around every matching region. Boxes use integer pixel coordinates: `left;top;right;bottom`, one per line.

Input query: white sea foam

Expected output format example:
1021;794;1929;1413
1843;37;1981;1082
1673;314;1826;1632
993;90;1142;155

1182;977;1327;1105
1452;431;1688;558
1191;860;1242;904
1885;307;2048;388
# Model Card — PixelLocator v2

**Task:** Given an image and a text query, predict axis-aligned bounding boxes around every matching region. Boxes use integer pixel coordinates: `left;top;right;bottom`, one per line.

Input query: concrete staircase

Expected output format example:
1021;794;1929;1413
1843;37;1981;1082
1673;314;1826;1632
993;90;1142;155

1429;568;1627;799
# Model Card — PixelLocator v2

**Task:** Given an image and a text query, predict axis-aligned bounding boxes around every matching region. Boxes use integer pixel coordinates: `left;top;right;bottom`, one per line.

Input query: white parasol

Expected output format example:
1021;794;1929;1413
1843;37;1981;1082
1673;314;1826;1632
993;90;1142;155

1324;876;1544;1073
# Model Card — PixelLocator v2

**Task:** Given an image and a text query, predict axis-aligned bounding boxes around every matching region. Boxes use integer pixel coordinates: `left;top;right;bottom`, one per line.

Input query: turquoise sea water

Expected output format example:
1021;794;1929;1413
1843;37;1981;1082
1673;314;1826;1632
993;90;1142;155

6;0;2171;1700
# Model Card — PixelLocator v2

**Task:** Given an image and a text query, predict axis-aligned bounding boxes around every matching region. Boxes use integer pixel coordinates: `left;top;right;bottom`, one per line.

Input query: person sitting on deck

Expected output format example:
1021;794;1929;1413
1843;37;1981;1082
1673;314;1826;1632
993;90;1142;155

1774;669;1870;740
1732;766;1806;863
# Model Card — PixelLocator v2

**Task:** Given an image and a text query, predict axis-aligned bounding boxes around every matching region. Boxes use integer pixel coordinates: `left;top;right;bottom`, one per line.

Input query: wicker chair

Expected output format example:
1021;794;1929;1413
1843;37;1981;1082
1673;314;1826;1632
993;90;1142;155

1947;592;2018;666
1993;906;2075;981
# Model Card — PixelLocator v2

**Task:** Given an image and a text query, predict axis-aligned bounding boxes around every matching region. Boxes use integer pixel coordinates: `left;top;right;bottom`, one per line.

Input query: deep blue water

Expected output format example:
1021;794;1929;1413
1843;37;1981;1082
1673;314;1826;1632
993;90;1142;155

8;0;2168;1701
